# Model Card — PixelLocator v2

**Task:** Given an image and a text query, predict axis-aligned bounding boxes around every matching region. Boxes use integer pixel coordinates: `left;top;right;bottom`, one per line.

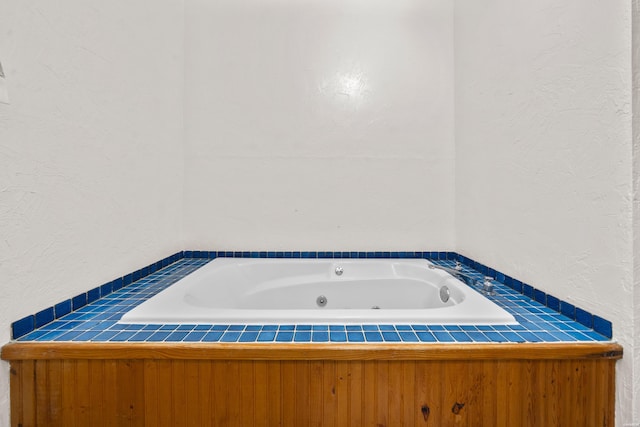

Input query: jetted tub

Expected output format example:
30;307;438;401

121;258;516;325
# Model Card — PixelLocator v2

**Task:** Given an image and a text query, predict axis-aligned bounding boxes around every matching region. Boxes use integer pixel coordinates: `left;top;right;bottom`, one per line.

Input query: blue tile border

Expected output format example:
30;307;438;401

11;251;184;339
11;250;614;341
454;253;613;338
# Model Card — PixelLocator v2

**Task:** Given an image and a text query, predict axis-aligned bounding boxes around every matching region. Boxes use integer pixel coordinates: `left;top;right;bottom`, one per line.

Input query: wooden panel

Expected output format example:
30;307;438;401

281;360;296;427
1;341;623;361
266;360;282;425
7;353;619;427
102;360;118;427
212;360;229;426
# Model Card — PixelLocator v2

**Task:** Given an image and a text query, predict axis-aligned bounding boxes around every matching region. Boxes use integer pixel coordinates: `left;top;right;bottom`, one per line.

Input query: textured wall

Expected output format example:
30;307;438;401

183;0;455;251
1;1;637;425
0;1;185;426
454;1;635;424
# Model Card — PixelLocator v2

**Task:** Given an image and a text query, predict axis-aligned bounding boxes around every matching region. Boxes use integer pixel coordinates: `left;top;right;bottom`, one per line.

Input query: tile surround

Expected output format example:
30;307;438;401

12;251;613;343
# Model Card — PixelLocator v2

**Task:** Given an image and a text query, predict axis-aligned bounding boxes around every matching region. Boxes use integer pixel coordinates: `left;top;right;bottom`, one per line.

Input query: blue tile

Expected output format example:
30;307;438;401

294;332;311;342
547;330;574;341
312;332;329;342
560;301;575;319
110;331;137;342
346;325;362;331
257;331;276;342
467;332;490;342
534;331;560;341
581;330;609;341
433;332;455;342
279;325;295;331
312;325;328;331
429;325;445;331
147;331;171;342
347;332;365;342
364;332;383;342
534;289;546;305
129;331;153;342
55;330;85;341
54;300;72;318
416;332;437;342
92;330;120;341
484;332;507;342
18;330;51;341
518;332;543;342
245;325;262;331
202;331;224;342
12;316;35;339
547;295;560;311
450;332;472;342
220;331;241;342
87;287;101;304
575;308;593;329
593;316;612;338
411;325;428;331
112;278;124;291
379;325;395;331
262;325;278;331
398;331;419;342
228;325;245;332
184;331;206;342
381;332;401;342
330;332;347;342
329;325;345;331
512;280;523;293
35;330;68;340
239;331;259;342
35;307;55;328
72;293;87;310
500;332;525;342
276;332;294;342
100;282;113;297
166;331;189;341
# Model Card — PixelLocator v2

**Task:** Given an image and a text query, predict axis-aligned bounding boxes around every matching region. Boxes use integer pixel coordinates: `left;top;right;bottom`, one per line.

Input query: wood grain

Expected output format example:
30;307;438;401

4;343;621;427
1;341;623;361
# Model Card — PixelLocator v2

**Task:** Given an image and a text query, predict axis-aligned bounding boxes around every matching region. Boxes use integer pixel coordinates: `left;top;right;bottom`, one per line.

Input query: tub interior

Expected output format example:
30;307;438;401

120;258;517;325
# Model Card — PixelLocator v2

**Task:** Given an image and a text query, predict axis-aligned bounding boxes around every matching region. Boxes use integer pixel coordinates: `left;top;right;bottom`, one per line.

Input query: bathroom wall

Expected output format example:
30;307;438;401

183;0;455;251
0;1;185;426
454;1;636;423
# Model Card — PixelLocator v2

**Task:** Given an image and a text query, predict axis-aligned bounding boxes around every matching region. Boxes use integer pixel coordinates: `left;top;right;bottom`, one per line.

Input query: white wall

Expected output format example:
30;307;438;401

1;1;637;425
454;1;636;424
183;0;455;250
632;2;640;424
0;1;185;426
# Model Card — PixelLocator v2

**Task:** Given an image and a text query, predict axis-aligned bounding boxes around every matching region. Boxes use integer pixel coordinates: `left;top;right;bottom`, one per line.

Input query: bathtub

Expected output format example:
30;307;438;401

120;258;516;325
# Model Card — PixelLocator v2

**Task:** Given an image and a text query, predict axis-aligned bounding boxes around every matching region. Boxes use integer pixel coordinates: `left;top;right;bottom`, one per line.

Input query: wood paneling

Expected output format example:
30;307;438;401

5;348;621;427
0;341;624;361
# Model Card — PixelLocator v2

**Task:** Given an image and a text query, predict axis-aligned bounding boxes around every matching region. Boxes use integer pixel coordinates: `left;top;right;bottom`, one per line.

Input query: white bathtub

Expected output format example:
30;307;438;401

120;258;516;325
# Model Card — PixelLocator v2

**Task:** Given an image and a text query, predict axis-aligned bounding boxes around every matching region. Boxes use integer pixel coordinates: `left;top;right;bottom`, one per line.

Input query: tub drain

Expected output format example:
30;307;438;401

316;295;327;307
